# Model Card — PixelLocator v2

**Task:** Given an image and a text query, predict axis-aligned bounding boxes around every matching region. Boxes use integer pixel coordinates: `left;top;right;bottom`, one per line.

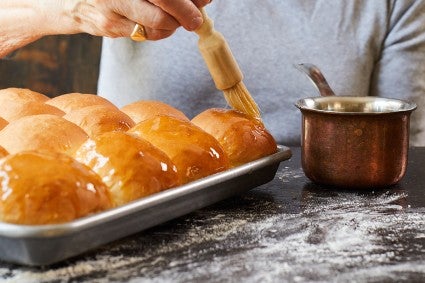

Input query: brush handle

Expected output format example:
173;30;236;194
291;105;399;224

195;8;243;90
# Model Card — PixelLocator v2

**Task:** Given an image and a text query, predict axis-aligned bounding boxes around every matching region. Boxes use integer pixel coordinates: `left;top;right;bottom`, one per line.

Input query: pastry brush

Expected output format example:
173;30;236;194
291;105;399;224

195;8;261;120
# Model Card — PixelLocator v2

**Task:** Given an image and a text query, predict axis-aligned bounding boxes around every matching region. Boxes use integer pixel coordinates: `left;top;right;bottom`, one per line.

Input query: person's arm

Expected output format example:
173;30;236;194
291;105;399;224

0;1;59;58
0;0;210;58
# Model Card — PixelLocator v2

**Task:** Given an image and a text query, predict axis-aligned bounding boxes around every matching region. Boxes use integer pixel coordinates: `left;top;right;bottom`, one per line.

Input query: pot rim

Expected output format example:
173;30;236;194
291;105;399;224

295;96;417;115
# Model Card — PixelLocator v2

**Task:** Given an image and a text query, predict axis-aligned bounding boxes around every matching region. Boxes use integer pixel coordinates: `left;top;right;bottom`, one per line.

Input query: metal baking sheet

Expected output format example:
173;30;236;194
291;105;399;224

0;145;291;266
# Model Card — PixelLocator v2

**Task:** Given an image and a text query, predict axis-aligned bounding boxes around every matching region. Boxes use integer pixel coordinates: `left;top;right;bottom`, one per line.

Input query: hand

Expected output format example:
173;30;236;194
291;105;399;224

0;0;210;57
66;0;211;40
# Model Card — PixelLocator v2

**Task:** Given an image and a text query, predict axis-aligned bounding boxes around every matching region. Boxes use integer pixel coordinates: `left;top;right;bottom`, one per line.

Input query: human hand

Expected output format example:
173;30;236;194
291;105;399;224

64;0;211;40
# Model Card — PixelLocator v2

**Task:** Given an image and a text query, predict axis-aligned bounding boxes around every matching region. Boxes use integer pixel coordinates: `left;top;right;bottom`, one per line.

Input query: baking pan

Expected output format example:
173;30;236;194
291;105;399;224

0;145;291;266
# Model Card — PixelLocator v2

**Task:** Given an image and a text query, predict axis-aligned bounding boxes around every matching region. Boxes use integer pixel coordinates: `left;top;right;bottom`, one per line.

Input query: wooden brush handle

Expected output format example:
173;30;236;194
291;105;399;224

195;8;243;90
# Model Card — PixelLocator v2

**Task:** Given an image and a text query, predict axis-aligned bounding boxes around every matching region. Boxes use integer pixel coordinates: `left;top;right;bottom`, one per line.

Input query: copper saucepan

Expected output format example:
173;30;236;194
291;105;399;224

295;64;417;189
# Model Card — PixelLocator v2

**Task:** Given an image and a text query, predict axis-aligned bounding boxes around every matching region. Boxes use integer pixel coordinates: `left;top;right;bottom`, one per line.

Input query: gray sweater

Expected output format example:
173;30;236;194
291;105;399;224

98;0;425;146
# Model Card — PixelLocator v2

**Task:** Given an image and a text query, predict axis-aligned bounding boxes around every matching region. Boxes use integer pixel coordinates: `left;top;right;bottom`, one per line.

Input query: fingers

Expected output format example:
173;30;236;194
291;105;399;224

191;0;212;8
121;0;180;41
70;0;213;40
71;2;130;37
114;0;179;31
149;0;204;31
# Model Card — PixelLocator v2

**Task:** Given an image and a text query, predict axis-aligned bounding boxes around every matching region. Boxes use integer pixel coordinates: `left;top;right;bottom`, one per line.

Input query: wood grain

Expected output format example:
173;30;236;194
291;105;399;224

0;34;102;98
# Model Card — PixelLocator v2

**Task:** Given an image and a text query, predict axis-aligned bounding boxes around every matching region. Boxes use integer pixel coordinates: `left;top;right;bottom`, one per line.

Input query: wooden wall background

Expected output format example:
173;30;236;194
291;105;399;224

0;34;102;98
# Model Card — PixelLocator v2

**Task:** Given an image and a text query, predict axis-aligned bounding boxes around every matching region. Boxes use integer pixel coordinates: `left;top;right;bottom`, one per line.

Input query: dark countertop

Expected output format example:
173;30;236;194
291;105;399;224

1;147;425;282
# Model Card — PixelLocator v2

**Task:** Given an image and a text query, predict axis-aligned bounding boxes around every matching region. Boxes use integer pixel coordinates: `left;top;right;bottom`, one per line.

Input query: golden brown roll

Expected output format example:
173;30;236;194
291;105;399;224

63;105;136;137
0;151;112;225
0;87;49;104
0;145;8;158
0;117;7;130
129;116;229;184
75;131;179;206
191;108;277;167
0;114;88;155
0;88;50;118
121;100;189;123
0;101;65;122
46;93;117;113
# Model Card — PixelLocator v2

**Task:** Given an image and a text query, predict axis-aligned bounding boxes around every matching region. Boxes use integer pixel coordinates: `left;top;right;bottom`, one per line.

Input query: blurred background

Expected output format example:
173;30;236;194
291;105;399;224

0;34;101;98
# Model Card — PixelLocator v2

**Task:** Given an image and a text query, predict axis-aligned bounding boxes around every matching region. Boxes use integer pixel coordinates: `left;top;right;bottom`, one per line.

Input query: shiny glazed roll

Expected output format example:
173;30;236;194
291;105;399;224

121;100;189;124
0;101;65;122
46;93;117;113
0;151;112;225
0;114;88;156
191;108;277;167
63;105;136;137
75;131;179;206
128;116;229;184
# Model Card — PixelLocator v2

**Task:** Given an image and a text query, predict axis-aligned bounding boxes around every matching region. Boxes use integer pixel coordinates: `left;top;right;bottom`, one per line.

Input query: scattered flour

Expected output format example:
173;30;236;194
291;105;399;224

0;166;424;283
277;166;305;183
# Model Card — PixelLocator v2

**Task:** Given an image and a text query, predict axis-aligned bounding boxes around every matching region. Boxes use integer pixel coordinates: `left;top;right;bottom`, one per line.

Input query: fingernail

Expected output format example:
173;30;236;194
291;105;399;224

188;16;203;30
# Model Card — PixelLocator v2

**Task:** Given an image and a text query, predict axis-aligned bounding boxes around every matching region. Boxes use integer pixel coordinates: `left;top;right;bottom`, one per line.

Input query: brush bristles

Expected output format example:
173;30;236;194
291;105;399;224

223;82;262;120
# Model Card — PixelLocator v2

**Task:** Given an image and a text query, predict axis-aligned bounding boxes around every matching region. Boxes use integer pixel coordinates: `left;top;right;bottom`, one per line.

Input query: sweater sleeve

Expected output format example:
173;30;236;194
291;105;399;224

370;0;425;146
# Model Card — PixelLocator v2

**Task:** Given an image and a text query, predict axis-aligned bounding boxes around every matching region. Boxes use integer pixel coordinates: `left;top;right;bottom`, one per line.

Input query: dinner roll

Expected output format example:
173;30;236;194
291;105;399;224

121;100;189;123
0;151;112;225
0;88;50;119
75;131;179;206
0;117;7;130
0;87;49;104
0;145;8;158
191;108;277;167
63;105;135;137
0;101;65;122
129;116;229;184
46;93;117;113
0;114;88;155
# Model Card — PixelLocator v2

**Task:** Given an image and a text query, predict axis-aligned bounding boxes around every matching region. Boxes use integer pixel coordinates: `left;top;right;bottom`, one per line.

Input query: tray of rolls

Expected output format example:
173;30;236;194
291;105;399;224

0;88;292;266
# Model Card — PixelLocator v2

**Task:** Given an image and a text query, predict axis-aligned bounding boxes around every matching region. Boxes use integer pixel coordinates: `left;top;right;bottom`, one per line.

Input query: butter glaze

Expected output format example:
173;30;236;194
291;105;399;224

0;151;112;225
192;108;277;167
129;116;229;184
75;131;179;206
